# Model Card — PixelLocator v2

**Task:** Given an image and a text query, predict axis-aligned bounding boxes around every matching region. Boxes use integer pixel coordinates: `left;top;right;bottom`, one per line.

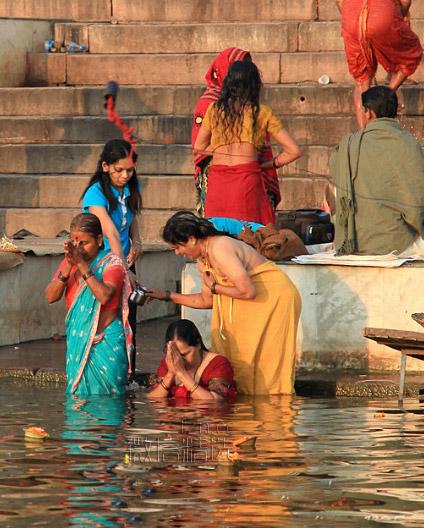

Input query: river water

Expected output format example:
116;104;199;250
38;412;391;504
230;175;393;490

0;378;423;527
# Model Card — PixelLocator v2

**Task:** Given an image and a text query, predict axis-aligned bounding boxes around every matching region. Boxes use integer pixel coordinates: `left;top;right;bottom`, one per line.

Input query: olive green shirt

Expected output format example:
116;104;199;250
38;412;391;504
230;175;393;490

330;118;424;255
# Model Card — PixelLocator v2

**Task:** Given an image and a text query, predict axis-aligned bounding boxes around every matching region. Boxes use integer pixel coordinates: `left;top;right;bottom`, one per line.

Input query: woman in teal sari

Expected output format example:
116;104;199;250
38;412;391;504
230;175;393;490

45;213;132;395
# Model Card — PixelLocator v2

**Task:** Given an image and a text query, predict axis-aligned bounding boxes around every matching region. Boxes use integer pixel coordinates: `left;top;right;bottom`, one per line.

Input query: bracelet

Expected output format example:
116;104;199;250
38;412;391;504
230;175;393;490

190;383;199;394
82;269;94;281
133;241;143;248
163;290;171;302
210;281;217;295
57;271;69;283
272;157;281;169
160;379;170;391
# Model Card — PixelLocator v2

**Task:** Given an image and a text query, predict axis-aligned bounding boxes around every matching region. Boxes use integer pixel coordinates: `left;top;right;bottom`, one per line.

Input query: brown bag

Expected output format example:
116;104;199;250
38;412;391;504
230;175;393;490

238;223;307;261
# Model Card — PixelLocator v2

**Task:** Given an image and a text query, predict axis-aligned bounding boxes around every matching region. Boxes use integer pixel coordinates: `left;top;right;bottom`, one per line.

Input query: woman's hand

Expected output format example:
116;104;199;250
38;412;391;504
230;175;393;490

127;242;142;267
165;341;186;375
146;287;168;301
64;240;85;266
127;269;139;290
201;270;215;291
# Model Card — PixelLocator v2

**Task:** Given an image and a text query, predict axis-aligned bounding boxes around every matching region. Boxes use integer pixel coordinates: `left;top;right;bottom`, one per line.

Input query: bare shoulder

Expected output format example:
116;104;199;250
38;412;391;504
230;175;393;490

208;235;240;255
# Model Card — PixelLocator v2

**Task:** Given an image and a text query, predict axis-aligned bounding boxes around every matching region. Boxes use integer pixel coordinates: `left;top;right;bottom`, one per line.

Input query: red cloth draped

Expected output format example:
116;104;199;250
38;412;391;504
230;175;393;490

341;0;422;82
192;47;281;207
204;161;275;225
156;355;236;399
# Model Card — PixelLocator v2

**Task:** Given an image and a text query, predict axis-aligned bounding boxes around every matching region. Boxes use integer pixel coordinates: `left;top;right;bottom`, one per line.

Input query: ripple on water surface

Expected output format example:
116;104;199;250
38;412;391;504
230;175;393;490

0;378;423;527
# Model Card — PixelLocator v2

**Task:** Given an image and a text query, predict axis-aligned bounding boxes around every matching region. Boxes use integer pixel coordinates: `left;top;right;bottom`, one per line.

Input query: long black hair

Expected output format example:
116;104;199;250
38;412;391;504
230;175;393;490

165;319;208;352
162;211;223;245
213;60;262;144
81;139;142;214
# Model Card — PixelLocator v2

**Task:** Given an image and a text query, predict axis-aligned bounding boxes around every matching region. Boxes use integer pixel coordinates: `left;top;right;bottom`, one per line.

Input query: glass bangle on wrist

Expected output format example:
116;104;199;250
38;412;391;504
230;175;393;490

160;379;170;391
57;271;69;283
190;382;199;393
163;290;171;302
82;269;94;281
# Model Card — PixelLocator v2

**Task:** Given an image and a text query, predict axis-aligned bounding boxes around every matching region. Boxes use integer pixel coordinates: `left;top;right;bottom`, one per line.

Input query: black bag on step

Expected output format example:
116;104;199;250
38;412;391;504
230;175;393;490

275;209;334;245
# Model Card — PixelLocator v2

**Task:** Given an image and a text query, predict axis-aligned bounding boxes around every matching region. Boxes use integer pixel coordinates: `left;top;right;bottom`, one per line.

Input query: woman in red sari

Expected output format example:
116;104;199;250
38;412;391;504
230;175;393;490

149;319;236;401
193;60;300;225
192;47;281;215
338;0;422;128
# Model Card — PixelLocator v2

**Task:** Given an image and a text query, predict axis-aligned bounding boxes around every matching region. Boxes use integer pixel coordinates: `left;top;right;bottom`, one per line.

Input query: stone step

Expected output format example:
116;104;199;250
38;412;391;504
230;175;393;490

1;85;424;117
318;0;424;20
0;174;327;239
1;114;423;146
298;20;424;52
58;19;424;54
0;174;197;209
280;52;424;84
112;0;318;22
27;52;281;86
0;143;332;176
87;22;298;54
0;0;111;21
0;144;194;175
0;116;191;145
27;50;424;86
0;173;328;210
0;207;181;242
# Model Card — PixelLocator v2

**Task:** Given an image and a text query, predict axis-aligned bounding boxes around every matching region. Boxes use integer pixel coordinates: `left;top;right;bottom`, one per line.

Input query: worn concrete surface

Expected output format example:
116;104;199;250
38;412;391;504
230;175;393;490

182;262;424;372
0;248;182;347
0;19;52;87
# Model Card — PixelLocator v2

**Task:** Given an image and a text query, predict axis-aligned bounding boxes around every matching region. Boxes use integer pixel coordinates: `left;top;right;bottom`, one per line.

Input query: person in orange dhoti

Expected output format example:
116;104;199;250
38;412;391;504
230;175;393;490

337;0;422;128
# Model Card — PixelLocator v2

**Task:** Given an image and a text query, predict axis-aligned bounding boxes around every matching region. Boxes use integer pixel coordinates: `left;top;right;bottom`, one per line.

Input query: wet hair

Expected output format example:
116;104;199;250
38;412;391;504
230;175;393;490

81;139;142;214
70;213;103;238
162;211;223;245
362;86;398;119
165;319;208;351
214;60;262;144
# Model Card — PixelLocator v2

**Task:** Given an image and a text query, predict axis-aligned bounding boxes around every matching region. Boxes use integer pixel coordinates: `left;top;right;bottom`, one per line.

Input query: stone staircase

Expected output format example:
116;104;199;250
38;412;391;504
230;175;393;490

1;0;424;242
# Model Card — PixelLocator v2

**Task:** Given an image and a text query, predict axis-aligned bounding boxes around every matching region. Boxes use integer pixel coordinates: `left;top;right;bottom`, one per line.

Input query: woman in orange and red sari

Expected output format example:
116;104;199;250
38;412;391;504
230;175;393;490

337;0;422;128
192;47;282;216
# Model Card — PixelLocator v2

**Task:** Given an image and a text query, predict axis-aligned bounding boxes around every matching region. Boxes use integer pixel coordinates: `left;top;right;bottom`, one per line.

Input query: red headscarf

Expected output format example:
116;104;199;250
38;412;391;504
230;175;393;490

192;47;251;148
191;47;281;207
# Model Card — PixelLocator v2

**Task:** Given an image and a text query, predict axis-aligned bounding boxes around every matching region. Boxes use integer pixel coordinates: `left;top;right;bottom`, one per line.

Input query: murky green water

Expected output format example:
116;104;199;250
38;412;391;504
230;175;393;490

0;378;423;527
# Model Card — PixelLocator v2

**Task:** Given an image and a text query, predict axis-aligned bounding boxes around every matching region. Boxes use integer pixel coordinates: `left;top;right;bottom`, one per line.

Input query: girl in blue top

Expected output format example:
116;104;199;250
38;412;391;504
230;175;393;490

81;139;142;282
81;139;142;375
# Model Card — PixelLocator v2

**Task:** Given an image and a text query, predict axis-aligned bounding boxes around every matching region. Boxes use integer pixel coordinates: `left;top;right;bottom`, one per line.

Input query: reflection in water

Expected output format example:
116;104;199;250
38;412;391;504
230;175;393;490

0;378;423;527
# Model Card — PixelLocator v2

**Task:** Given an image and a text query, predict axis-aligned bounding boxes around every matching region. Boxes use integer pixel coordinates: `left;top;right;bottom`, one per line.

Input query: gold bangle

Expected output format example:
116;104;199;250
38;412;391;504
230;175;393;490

190;383;199;393
160;379;170;391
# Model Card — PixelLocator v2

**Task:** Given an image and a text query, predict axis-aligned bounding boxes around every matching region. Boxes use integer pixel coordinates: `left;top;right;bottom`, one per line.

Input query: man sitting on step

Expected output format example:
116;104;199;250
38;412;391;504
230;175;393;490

330;86;424;256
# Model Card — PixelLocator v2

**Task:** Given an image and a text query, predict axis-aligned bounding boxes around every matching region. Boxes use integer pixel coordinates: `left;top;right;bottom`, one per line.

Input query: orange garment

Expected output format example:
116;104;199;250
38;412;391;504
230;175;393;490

202;103;283;152
341;0;422;82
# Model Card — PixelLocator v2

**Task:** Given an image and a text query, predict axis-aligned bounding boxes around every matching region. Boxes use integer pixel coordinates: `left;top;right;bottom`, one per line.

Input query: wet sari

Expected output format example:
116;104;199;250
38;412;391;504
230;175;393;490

65;250;133;396
341;0;422;82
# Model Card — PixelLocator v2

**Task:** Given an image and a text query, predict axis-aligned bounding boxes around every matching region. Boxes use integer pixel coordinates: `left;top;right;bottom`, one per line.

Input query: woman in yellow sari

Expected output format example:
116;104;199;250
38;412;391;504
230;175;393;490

148;211;301;395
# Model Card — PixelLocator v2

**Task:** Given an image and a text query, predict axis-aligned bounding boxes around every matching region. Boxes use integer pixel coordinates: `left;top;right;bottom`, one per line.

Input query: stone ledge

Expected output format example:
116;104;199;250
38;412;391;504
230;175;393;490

0;367;421;399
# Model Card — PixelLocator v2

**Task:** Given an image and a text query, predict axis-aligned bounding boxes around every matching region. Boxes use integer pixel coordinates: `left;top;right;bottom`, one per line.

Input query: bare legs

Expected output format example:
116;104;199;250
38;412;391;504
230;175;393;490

353;70;409;128
353;79;371;129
